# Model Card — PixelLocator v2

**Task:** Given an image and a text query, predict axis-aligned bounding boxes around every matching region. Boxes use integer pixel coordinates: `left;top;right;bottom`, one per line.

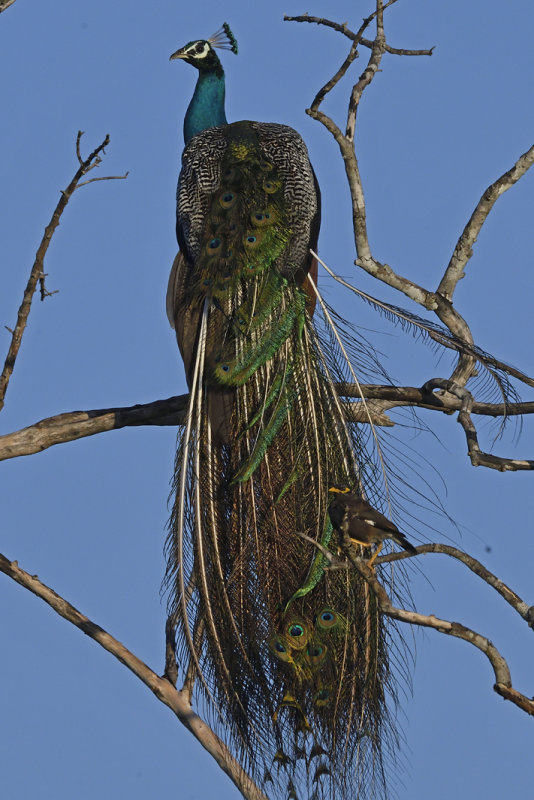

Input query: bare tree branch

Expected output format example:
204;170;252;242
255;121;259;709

77;172;129;188
438;143;534;301
336;537;534;717
290;8;441;309
423;379;534;471
287;5;533;403
2;385;534;464
306;14;375;111
375;543;533;625
0;0;17;13
0;395;188;461
0;553;269;800
345;0;385;141
284;12;434;56
340;383;534;415
296;532;534;716
0;132;127;413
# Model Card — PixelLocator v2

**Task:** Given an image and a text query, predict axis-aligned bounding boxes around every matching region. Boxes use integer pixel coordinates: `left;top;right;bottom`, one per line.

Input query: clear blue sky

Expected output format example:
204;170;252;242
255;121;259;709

1;1;533;798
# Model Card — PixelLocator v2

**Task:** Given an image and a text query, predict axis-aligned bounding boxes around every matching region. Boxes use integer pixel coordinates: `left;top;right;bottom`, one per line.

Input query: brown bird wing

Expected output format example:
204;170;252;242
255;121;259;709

352;498;401;537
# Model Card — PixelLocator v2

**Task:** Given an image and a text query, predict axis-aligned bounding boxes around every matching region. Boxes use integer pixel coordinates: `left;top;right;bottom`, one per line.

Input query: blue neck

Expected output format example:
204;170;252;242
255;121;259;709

184;71;227;144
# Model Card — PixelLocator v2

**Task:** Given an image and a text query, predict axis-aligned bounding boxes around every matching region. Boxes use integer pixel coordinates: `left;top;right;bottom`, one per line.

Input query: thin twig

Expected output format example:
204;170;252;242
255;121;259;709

0;553;269;800
0;132;127;412
385;43;434;56
38;272;60;302
77;171;129;188
285;12;433;56
76;130;84;165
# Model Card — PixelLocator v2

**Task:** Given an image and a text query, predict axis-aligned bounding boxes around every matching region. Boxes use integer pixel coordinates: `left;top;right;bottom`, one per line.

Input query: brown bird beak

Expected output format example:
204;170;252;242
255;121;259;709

170;47;188;61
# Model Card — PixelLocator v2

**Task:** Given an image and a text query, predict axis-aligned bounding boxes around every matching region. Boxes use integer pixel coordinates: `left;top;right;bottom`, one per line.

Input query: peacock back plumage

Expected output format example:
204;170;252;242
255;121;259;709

165;25;404;800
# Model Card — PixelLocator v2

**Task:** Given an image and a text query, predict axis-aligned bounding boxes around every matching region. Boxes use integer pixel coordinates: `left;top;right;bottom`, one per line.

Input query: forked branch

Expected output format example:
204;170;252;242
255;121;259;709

286;2;533;464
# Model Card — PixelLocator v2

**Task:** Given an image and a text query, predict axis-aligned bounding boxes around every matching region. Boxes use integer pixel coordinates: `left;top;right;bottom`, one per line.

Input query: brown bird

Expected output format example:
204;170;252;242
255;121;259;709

328;487;417;565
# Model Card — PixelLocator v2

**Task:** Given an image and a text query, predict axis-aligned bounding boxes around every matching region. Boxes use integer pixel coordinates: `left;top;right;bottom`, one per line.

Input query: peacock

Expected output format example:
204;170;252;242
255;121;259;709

165;24;406;800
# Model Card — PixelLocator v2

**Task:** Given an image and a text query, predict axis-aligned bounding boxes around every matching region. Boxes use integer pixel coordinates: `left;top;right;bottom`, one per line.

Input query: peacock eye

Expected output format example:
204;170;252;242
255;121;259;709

316;607;339;629
263;178;280;194
195;43;206;54
308;645;323;657
275;641;286;653
207;237;221;253
219;192;236;209
289;624;304;638
221;365;230;372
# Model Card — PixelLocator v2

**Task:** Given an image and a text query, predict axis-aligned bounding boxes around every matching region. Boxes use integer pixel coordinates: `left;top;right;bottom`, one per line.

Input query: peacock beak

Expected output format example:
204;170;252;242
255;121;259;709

170;47;188;61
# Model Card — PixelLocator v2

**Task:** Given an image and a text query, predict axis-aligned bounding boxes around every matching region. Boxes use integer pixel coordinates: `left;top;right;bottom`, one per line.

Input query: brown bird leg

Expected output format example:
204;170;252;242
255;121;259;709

348;538;380;570
367;542;383;568
349;537;371;549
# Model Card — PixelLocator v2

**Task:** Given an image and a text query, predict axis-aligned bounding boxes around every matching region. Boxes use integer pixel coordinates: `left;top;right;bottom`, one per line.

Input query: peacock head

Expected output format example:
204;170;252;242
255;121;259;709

170;23;238;73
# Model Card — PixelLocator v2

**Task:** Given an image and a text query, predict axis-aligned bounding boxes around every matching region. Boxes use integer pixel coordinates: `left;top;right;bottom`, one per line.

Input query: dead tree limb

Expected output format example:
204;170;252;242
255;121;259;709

0;0;17;13
339;537;534;716
0;553;269;800
3;386;534;463
0;132;127;412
